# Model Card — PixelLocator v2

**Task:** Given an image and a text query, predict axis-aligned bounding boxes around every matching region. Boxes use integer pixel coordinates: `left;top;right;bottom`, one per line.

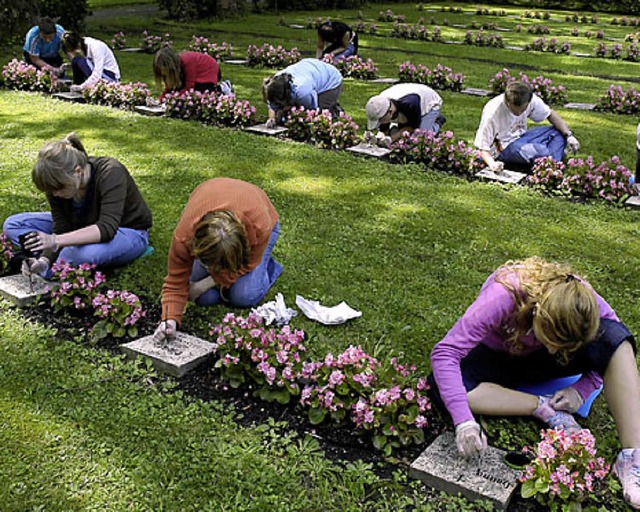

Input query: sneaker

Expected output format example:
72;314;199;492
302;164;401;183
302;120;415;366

613;449;640;509
532;397;582;433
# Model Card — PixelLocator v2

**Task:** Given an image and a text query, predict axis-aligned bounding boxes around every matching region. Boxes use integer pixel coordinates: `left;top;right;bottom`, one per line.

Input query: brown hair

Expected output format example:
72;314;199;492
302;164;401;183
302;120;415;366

38;17;56;35
61;31;86;55
262;73;293;108
190;211;250;277
495;256;599;362
153;47;182;91
32;132;88;193
505;81;533;107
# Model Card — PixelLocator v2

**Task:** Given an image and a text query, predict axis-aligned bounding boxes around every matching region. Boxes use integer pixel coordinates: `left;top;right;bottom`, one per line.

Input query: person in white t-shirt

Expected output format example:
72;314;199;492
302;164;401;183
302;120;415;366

474;82;580;173
61;31;120;91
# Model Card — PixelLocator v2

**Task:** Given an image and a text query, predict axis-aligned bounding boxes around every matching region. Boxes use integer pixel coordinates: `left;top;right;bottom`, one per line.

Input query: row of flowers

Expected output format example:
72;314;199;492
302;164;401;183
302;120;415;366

464;30;504;48
320;54;378;80
593;41;640;61
188;36;234;60
210;312;431;455
596;84;640;115
398;62;465;92
285;107;359;150
489;68;568;105
163;89;255;127
525;37;571;54
390;23;443;42
111;30;173;53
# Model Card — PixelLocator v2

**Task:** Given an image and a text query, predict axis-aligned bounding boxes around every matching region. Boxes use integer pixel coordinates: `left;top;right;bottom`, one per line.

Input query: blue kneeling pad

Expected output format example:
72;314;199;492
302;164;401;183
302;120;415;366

517;375;603;418
141;245;154;258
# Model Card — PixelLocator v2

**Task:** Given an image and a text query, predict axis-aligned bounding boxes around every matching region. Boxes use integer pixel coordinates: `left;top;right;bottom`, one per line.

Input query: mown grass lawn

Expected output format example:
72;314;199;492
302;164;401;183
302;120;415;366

0;2;639;510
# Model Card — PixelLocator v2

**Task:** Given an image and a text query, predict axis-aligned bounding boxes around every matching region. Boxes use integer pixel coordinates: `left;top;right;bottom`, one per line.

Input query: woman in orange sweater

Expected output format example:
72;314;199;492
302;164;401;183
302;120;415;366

153;178;282;341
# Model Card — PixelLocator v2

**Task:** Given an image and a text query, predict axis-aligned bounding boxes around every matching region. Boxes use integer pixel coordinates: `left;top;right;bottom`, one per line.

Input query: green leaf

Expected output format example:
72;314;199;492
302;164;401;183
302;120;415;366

521;479;537;499
308;407;326;425
274;388;291;404
372;435;387;450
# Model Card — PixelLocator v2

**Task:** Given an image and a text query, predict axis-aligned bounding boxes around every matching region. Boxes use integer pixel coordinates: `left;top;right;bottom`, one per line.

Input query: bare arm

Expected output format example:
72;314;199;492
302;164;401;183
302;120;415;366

28;54;55;71
316;34;324;59
57;225;102;247
547;110;571;136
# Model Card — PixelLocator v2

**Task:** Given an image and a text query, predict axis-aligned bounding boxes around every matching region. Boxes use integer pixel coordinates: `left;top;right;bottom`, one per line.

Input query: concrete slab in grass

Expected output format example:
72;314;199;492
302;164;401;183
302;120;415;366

495;27;512;32
244;123;288;136
224;59;248;65
346;143;392;158
461;88;492;97
625;195;640;207
52;91;84;102
0;274;53;307
134;105;167;116
572;52;591;57
563;102;596;111
290;24;306;29
504;45;524;51
477;168;527;184
369;77;399;84
120;333;215;377
121;47;144;52
409;432;520;510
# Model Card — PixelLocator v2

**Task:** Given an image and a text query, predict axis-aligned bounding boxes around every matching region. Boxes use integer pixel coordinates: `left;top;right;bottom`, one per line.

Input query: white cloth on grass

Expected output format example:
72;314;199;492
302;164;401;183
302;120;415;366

295;295;362;325
252;293;297;326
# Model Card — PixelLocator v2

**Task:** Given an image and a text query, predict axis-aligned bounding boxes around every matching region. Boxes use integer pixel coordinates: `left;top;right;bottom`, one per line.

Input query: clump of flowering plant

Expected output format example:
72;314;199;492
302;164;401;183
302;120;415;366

49;260;106;312
140;31;172;53
390;129;483;176
391;23;442;42
398;61;464;92
111;31;126;49
189;36;233;59
321;54;377;79
285;107;359;149
91;290;146;341
210;313;307;403
489;68;568;105
520;429;610;511
525;37;571;54
164;89;256;127
0;233;16;274
1;59;57;92
355;22;377;35
464;30;504;48
306;16;329;29
596;84;640;115
246;43;300;68
81;81;151;110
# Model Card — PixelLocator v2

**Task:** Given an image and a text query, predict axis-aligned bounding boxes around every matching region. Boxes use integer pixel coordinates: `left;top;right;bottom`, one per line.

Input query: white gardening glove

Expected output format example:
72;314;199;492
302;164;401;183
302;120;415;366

21;257;50;277
153;319;177;342
22;231;58;252
188;276;215;301
566;135;580;153
455;420;487;459
70;84;82;93
363;130;376;144
549;386;584;413
488;160;505;174
377;135;393;149
265;118;276;129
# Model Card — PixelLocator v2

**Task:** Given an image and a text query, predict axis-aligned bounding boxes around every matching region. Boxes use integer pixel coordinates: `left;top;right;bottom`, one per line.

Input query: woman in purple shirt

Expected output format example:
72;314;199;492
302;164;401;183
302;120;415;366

429;257;640;509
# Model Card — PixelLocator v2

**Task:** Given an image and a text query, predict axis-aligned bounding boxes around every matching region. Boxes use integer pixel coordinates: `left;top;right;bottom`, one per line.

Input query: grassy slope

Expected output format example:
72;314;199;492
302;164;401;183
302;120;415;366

0;2;639;509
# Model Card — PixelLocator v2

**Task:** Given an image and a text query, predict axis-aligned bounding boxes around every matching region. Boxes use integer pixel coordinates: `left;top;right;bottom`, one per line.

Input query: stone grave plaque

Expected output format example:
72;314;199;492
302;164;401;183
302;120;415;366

504;45;523;51
224;59;248;65
0;274;53;307
477;168;527;184
346;143;392;158
461;88;492;97
625;195;640;207
134;104;166;116
563;102;596;111
409;432;520;510
120;332;215;377
572;52;591;57
495;27;512;32
244;123;288;136
452;24;467;28
369;77;399;84
289;24;306;29
121;47;143;52
52;91;85;102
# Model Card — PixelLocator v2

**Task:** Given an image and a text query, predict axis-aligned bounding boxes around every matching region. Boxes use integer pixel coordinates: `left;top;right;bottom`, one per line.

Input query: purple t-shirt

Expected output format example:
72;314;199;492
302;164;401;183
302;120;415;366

430;270;618;426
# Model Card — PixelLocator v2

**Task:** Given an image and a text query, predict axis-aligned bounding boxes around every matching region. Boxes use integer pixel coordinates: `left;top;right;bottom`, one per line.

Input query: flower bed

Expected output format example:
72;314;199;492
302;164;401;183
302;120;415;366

391;23;442;42
378;9;404;23
0;59;57;93
525;37;571;54
321;54;377;80
390;129;482;176
489;68;568;105
189;36;233;60
164;89;256;128
398;62;465;92
596;84;640;115
140;30;173;53
81;81;152;110
210;313;431;455
463;30;504;48
285;107;359;150
246;43;300;68
528;155;634;203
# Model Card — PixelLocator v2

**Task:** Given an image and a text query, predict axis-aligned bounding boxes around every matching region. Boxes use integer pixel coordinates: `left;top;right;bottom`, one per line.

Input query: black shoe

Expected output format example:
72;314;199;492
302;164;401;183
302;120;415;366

435;113;447;128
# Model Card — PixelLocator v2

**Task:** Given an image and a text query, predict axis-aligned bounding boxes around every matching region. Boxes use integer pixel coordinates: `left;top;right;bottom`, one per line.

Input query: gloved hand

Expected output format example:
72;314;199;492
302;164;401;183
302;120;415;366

265;118;276;129
22;232;58;252
70;84;82;93
188;276;214;301
549;386;584;413
21;257;50;277
153;319;177;342
377;135;393;148
488;160;505;174
363;130;376;144
566;135;580;153
455;420;487;459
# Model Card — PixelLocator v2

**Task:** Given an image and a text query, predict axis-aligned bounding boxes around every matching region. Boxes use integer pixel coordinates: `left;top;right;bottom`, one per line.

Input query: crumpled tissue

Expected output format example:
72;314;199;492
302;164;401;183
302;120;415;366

295;295;362;325
252;293;297;326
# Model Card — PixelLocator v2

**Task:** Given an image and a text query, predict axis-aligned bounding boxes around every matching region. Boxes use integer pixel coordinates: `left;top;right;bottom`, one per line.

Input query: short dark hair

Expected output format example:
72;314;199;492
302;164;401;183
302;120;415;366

505;82;533;107
38;16;56;35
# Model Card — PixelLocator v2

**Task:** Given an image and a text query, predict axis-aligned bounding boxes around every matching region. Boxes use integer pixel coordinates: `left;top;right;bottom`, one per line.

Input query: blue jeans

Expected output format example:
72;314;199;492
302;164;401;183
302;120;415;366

191;221;283;308
3;212;149;269
420;108;442;134
498;126;566;166
71;56;118;85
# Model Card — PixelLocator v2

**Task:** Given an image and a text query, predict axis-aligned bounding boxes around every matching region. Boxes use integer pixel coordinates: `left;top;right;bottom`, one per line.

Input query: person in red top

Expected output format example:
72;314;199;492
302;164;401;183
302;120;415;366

153;48;221;101
153;178;282;342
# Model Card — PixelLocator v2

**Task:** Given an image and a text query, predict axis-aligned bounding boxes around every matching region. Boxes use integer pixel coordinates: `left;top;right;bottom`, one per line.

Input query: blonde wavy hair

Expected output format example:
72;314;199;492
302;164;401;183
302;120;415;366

32;132;88;193
190;210;250;277
495;256;600;362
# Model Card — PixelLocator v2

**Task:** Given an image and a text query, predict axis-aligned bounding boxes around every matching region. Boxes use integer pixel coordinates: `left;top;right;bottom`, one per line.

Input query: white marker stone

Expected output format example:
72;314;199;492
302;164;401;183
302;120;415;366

0;274;53;307
52;91;84;102
477;168;527;184
134;105;167;116
625;195;640;207
244;123;288;136
563;102;596;110
461;88;492;97
346;143;392;158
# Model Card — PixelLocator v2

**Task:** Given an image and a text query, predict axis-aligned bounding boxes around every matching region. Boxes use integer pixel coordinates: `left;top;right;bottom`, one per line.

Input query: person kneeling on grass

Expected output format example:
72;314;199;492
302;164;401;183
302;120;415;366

475;81;579;173
263;58;343;128
61;31;120;92
316;20;358;63
364;83;445;147
23;16;66;74
3;133;152;278
428;256;640;509
153;178;283;342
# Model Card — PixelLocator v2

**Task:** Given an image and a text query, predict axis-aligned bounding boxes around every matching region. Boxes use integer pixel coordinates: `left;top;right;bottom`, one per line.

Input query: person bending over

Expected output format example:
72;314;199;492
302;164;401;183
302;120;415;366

153;178;283;342
61;31;120;92
23;16;66;73
316;20;358;62
429;256;640;509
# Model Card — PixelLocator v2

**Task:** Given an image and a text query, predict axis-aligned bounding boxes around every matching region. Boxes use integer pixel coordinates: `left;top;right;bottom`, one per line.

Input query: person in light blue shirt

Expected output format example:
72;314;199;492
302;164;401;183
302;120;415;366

23;17;66;72
262;58;343;127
